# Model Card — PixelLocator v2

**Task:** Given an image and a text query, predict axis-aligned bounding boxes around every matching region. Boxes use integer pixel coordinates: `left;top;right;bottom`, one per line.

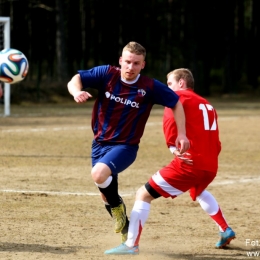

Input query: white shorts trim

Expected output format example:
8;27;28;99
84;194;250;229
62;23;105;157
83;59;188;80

152;171;184;197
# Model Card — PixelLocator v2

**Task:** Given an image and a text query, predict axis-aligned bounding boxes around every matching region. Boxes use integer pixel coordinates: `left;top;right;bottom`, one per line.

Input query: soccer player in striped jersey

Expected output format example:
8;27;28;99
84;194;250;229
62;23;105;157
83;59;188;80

104;68;236;255
67;42;190;242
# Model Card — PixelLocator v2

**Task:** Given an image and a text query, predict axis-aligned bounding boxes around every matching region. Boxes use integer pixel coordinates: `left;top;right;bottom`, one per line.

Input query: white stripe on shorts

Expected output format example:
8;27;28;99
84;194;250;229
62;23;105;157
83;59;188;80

152;171;184;197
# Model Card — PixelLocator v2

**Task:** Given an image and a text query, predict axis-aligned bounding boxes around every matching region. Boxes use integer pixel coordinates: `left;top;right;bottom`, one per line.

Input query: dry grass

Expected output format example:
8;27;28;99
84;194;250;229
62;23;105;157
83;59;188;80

0;98;260;260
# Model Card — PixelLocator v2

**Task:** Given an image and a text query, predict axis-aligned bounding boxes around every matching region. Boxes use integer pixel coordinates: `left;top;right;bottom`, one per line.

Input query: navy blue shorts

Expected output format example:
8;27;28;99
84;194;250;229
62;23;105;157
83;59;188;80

91;140;139;176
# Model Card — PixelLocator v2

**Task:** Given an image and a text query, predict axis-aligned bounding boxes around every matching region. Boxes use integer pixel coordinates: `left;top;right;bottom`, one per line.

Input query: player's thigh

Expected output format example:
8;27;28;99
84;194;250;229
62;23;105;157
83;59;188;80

154;162;217;201
160;163;196;192
189;170;216;200
148;163;194;198
97;143;139;175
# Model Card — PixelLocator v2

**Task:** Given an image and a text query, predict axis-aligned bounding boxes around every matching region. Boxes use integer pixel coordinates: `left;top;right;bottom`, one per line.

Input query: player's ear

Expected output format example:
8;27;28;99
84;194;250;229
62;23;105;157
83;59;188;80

141;61;146;69
119;57;122;66
179;79;184;88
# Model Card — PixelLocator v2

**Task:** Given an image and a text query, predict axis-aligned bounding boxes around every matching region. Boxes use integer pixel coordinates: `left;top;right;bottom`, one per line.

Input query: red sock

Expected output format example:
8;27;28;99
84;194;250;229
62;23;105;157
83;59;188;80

210;207;228;232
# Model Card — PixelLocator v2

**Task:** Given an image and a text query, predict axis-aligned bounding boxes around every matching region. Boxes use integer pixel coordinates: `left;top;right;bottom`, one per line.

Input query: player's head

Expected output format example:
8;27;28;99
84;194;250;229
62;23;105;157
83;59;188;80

167;68;194;91
122;41;146;58
119;41;146;81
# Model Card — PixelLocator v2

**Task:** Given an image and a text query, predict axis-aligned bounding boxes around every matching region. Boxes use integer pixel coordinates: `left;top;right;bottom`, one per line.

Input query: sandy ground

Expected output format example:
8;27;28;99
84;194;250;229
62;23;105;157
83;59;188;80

0;100;260;260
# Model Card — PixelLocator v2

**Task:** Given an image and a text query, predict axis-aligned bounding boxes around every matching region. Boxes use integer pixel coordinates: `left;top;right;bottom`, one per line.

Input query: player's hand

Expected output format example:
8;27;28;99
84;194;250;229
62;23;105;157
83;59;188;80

73;91;92;103
175;134;190;154
174;150;193;165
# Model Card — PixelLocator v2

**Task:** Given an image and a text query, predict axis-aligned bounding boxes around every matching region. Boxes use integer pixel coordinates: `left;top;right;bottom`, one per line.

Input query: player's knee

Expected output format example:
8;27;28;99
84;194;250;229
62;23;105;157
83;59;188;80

135;187;143;199
135;185;153;202
91;167;100;182
91;163;111;183
196;190;209;201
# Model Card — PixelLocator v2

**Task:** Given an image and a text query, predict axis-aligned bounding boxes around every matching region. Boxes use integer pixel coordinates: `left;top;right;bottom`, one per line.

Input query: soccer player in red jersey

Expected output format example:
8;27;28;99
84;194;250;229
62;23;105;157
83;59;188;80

105;68;236;255
67;42;190;242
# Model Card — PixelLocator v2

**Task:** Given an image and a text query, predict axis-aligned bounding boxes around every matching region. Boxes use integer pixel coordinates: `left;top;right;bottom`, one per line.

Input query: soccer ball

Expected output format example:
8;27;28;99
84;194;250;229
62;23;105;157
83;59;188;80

0;48;29;84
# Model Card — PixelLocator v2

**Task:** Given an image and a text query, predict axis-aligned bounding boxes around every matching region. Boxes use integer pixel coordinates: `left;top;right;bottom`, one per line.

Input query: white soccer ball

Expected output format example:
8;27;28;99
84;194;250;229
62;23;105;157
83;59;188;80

0;48;29;84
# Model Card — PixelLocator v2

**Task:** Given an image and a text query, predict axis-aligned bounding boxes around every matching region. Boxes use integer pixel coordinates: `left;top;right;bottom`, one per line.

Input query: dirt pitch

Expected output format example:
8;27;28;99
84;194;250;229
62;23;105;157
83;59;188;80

0;99;260;260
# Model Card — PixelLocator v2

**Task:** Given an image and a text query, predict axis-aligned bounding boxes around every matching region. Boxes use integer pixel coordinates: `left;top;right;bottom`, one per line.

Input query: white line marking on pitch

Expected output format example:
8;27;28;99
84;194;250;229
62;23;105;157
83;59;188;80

0;189;133;197
211;177;260;186
0;177;259;196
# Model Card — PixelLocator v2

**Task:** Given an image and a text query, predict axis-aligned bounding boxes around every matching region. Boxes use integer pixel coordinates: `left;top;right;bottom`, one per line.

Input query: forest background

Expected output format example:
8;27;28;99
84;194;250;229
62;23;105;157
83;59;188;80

0;0;260;104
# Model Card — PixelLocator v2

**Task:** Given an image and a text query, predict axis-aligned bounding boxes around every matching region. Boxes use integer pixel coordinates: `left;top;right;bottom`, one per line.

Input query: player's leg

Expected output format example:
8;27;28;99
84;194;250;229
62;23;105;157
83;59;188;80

196;190;228;231
124;184;155;248
196;190;236;248
105;183;157;255
130;161;191;247
101;192;129;242
92;162;126;233
100;193;112;217
91;141;138;234
104;163;187;255
191;170;236;248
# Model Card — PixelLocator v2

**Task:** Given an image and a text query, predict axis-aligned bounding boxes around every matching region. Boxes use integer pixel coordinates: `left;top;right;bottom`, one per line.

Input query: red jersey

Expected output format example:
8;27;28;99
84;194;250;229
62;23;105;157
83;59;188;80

163;89;221;172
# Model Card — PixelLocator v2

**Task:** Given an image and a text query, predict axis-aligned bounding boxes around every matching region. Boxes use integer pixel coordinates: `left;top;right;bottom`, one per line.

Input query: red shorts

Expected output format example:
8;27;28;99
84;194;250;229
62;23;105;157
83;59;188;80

148;159;216;201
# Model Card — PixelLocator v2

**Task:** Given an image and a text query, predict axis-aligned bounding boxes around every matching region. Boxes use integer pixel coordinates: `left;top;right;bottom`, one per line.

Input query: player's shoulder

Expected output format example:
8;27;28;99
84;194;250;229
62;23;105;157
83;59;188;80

176;89;208;102
107;65;121;74
79;64;110;76
90;64;120;76
176;90;213;109
137;74;154;88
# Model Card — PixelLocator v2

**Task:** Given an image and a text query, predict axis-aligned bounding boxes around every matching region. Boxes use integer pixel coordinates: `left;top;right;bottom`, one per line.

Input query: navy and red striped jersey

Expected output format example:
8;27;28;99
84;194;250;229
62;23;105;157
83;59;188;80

78;65;179;145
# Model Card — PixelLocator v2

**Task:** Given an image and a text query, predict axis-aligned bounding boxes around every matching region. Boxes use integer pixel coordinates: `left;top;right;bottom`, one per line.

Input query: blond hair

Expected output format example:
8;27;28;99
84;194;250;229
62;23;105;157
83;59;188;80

167;68;194;90
123;41;146;59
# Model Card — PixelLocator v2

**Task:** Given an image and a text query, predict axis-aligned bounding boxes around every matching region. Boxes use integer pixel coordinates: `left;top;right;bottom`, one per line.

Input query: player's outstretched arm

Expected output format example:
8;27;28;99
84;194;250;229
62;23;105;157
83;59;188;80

67;74;92;103
172;100;190;153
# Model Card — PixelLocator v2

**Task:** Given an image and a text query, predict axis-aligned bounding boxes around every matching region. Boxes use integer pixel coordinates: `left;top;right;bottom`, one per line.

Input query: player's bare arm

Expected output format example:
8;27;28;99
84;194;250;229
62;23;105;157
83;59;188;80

172;100;190;153
67;74;92;103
